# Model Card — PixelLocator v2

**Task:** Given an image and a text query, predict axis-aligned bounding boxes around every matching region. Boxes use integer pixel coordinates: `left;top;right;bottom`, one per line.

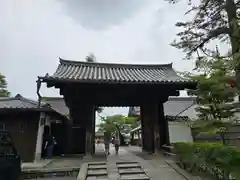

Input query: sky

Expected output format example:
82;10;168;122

0;0;196;118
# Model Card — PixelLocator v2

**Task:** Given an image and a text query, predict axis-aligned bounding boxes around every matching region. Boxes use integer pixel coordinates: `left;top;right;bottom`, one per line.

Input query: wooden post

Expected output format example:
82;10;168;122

68;103;95;156
140;103;158;154
158;102;170;147
84;104;95;156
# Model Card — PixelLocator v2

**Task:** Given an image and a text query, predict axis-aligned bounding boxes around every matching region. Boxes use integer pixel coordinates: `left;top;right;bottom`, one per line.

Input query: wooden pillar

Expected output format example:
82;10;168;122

84;104;95;156
158;102;170;147
140;103;157;154
69;104;95;155
140;101;170;153
69;107;86;154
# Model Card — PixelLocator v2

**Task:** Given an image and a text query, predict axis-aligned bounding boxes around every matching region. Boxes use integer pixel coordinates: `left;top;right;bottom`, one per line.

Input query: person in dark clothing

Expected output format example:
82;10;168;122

44;134;56;159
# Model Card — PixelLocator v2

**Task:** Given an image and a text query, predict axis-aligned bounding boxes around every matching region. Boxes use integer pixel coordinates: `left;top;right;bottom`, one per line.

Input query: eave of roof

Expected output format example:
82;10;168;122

0;94;49;110
39;58;195;86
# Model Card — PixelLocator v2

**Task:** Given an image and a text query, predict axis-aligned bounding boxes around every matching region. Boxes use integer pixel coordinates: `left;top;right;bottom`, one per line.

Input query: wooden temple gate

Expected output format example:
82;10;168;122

37;58;195;156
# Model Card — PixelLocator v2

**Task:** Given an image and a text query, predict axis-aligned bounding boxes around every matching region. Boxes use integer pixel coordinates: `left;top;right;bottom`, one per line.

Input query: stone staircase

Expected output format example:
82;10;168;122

86;162;108;180
117;162;149;180
78;161;150;180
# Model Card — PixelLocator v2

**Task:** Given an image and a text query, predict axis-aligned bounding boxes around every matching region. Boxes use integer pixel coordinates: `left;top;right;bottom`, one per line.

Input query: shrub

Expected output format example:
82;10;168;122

173;142;240;180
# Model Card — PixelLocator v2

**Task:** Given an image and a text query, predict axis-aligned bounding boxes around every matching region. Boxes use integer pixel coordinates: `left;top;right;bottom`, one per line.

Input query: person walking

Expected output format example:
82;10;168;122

44;134;56;159
114;130;120;155
97;138;100;146
104;131;111;156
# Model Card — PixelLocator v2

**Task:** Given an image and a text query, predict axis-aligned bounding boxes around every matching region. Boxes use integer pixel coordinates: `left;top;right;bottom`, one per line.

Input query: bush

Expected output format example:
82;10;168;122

173;142;240;180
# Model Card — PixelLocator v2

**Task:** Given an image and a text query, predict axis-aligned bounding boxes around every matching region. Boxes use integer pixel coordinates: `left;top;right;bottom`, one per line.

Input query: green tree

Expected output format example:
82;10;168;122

167;0;240;66
185;55;239;132
0;73;10;97
97;115;138;135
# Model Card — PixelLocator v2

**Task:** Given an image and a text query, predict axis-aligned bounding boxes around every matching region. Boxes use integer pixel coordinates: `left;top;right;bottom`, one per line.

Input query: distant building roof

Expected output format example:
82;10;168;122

41;97;69;118
0;94;49;110
39;58;195;86
128;96;197;118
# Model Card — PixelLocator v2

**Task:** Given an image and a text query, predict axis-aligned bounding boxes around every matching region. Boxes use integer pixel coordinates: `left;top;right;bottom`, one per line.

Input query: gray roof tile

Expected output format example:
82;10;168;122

40;58;193;84
0;94;47;109
41;97;69;117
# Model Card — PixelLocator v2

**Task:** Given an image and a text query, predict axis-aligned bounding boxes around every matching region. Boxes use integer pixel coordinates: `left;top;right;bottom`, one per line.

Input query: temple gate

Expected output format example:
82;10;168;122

37;58;195;156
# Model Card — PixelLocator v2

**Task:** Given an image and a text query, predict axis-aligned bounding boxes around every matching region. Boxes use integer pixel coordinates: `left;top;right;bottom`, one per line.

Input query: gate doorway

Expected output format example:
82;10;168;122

51;122;64;156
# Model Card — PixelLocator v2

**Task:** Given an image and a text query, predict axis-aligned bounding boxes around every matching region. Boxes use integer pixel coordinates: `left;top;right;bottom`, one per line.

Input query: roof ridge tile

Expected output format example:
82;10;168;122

39;58;196;86
59;58;173;69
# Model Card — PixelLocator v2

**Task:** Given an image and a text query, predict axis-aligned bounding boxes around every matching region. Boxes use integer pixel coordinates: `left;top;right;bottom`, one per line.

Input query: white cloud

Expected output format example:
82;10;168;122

0;0;194;116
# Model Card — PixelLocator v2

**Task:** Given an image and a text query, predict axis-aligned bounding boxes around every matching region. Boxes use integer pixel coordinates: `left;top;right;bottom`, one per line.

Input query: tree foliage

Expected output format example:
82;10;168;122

0;73;10;97
85;53;96;63
167;0;240;66
97;115;138;135
185;55;239;124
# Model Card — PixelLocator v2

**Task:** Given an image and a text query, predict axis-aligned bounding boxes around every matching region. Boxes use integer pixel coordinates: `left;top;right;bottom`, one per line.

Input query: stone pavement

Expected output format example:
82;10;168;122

22;159;52;169
109;146;187;180
23;145;106;179
79;144;188;180
38;178;76;180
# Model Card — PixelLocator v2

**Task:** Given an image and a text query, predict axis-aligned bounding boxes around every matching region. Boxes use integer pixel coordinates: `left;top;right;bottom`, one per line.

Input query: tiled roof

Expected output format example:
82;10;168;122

39;58;193;84
128;96;197;119
0;94;48;109
41;97;69;117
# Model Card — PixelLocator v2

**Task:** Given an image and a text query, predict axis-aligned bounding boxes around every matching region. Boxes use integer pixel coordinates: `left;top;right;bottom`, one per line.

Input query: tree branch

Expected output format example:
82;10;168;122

192;27;230;52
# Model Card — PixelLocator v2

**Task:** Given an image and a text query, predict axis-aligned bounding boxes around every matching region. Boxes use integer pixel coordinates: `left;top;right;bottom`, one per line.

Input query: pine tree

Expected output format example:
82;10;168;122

0;73;10;97
167;0;240;69
186;54;239;129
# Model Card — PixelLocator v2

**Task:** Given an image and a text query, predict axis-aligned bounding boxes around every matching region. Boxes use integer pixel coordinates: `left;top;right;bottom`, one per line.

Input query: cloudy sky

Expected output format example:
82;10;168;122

0;0;195;117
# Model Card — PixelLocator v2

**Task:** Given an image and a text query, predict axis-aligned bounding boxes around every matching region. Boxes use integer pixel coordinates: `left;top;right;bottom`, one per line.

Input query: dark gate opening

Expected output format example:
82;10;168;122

51;122;64;156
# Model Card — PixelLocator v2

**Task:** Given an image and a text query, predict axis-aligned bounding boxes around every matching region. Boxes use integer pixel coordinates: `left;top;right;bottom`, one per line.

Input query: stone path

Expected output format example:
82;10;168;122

79;144;187;180
116;162;149;180
39;178;76;180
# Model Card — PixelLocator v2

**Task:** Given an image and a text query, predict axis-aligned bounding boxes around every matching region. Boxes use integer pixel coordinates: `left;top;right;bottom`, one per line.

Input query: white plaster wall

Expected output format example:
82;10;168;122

169;122;193;143
34;113;51;161
34;112;46;161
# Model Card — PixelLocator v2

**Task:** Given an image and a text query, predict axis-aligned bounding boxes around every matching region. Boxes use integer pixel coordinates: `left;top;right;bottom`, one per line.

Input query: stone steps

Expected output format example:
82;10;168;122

86;162;108;180
78;161;150;180
116;162;150;180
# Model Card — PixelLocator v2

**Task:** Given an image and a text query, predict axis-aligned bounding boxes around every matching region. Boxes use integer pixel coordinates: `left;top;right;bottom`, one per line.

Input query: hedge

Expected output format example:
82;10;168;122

173;142;240;180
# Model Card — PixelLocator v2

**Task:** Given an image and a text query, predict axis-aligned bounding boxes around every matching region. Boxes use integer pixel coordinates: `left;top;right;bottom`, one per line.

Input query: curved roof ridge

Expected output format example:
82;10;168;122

59;57;173;69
